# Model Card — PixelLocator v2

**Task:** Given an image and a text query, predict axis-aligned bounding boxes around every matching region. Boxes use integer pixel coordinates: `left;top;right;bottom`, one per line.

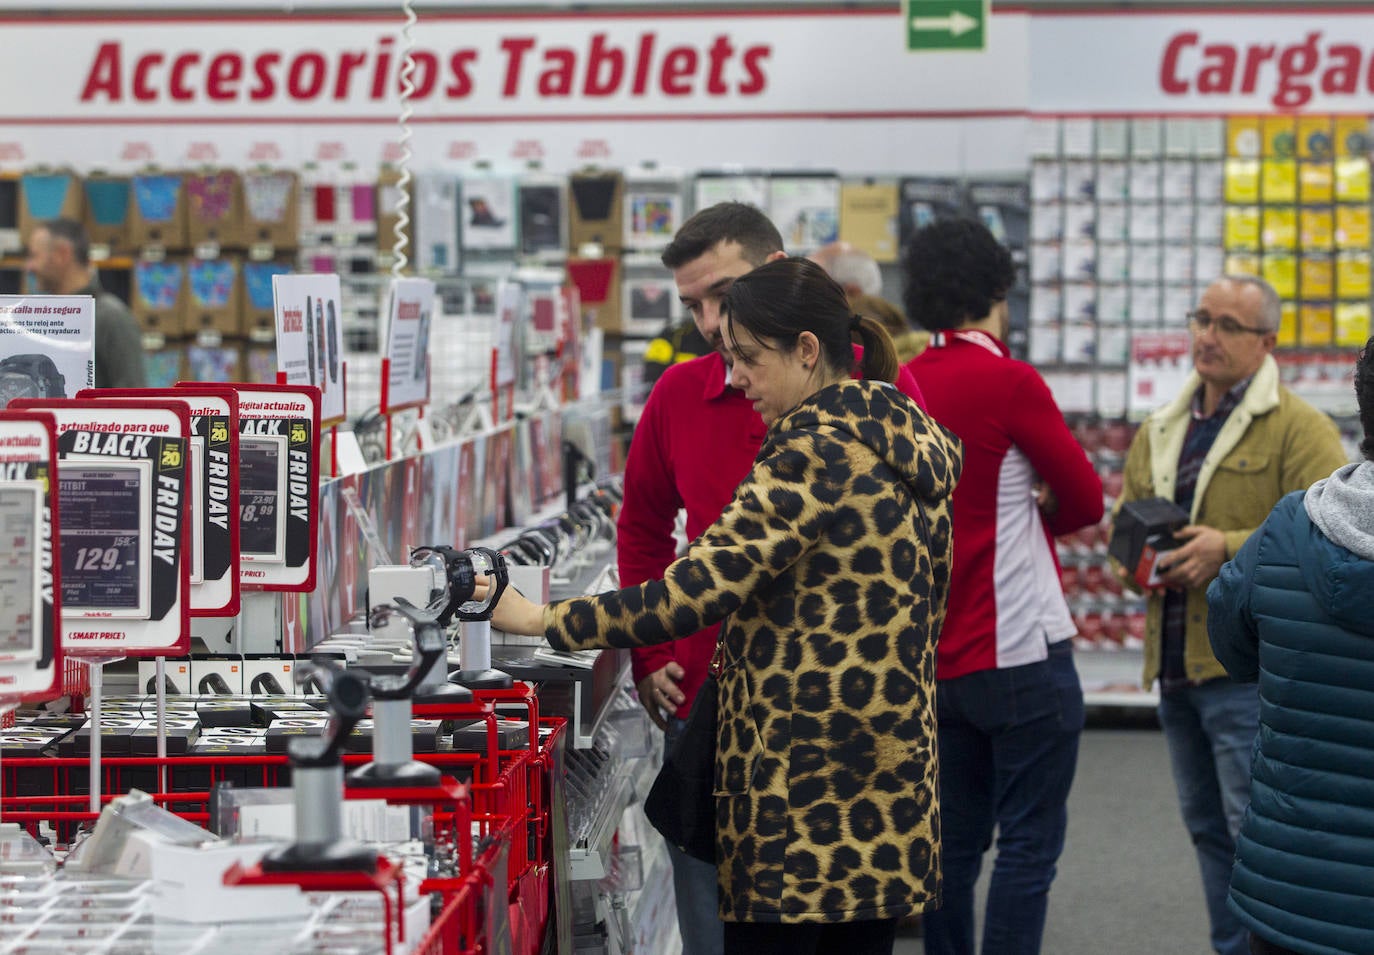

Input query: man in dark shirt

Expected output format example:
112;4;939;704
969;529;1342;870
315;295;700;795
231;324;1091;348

25;217;147;389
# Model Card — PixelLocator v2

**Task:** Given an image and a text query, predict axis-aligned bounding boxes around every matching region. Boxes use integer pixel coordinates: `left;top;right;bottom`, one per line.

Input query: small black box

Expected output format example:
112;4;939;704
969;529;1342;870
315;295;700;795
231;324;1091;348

265;717;328;754
451;719;529;753
130;718;201;756
195;698;257;729
1109;497;1190;588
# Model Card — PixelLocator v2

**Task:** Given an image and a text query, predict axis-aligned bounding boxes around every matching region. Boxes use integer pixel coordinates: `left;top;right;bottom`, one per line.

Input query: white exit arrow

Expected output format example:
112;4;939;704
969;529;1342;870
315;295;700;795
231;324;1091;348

911;10;980;36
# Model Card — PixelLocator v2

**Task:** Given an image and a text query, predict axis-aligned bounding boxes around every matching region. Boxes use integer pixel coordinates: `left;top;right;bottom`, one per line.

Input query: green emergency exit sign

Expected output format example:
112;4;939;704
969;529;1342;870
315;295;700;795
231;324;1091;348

905;0;987;52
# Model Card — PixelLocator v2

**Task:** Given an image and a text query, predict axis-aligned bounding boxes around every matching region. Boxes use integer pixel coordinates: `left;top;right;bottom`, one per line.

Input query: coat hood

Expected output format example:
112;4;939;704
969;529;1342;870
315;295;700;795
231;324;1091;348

769;379;962;507
1302;462;1374;636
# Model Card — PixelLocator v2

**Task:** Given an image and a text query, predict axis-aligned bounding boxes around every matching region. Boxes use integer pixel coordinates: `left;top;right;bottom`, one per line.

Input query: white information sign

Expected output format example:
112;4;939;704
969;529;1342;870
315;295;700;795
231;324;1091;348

0;296;95;407
382;277;436;414
271;274;345;427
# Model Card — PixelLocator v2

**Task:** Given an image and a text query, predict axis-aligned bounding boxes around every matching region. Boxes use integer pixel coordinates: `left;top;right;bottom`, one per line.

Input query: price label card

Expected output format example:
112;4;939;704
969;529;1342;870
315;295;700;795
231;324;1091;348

0;411;60;700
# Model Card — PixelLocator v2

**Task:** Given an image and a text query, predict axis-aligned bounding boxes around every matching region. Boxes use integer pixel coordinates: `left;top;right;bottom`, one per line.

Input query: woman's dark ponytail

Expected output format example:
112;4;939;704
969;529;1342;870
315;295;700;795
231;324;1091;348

852;313;899;383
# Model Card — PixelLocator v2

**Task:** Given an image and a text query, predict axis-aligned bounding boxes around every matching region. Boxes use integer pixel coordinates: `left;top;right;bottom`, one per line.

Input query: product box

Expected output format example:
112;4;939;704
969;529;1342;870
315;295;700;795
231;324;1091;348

414;171;461;273
264;714;328;754
183;343;240;383
184;256;243;340
242;168;299;250
18;168;84;241
376;166;410;256
1299;304;1335;348
142;342;186;389
82;173;132;255
1278;302;1298;348
130;717;201;756
130;172;189;249
243;656;296;696
132;257;189;342
568;170;624;252
1299;162;1335;204
451;718;529;753
185;169;246;249
1336;302;1372;347
138;657;194;696
1262;115;1296;158
190;656;244;696
190;727;266;753
566;256;621;333
0;725;71;758
242;259;290;344
1300;255;1335;300
250;696;324;726
195;697;256;728
61;716;142;757
1108;497;1190;589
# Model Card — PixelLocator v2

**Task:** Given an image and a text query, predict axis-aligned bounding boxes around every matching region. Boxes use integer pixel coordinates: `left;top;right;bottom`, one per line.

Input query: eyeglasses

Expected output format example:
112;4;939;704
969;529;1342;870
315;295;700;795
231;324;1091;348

1187;310;1270;337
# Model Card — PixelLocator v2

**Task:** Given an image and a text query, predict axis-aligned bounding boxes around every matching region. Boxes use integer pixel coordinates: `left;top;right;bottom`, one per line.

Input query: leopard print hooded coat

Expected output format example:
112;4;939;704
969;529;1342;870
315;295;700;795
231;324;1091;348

544;378;961;924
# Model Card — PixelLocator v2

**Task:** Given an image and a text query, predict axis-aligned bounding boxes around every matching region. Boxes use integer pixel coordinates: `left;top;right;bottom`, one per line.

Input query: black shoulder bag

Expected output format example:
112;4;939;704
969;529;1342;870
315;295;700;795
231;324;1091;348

643;640;723;864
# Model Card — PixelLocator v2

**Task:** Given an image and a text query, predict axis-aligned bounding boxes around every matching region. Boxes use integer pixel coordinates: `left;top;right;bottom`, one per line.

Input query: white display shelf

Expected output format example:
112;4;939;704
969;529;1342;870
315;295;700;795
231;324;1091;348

1077;646;1159;708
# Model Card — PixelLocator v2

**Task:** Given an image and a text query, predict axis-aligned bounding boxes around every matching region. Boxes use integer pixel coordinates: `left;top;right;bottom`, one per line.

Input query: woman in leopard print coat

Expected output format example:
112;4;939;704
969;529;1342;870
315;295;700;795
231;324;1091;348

487;258;961;955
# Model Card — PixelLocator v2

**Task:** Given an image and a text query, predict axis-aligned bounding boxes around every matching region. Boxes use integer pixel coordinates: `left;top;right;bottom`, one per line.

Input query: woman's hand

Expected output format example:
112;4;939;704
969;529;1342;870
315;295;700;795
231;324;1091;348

472;575;545;636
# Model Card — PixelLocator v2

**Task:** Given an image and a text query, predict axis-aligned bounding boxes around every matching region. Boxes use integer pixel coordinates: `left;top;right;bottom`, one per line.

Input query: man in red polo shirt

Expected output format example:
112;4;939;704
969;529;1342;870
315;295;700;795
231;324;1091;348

622;202;924;955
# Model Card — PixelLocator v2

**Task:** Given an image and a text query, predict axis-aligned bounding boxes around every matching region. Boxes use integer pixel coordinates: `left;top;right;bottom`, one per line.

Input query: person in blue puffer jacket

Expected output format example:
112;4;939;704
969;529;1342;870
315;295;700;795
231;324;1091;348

1207;338;1374;955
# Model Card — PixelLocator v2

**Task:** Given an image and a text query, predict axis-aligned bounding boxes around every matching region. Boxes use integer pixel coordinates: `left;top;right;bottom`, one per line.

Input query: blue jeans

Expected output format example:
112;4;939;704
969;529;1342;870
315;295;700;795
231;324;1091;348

665;718;724;955
1157;679;1260;955
922;642;1084;955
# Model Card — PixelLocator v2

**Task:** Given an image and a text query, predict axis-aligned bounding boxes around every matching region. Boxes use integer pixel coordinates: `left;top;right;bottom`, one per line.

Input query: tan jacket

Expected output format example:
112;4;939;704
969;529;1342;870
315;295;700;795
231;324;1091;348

545;380;962;923
1116;355;1347;687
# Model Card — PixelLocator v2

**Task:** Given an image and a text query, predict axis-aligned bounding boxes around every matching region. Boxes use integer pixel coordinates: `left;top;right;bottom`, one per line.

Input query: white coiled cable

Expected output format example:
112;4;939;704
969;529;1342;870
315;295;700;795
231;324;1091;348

391;0;417;278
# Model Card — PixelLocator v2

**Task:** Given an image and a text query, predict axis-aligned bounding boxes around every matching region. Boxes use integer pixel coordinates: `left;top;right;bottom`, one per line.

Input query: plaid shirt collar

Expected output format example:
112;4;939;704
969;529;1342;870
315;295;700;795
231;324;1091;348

1190;375;1253;422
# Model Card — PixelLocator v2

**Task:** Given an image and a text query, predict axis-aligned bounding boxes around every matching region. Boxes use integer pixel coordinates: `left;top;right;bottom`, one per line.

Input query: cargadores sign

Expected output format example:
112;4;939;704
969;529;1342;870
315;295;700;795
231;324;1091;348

0;10;1024;121
1032;9;1374;114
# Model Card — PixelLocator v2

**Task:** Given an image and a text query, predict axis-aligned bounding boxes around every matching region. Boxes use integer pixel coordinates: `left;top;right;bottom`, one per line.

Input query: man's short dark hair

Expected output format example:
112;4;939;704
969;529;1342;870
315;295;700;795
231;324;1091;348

41;218;91;266
660;201;783;270
900;218;1015;331
1357;336;1374;461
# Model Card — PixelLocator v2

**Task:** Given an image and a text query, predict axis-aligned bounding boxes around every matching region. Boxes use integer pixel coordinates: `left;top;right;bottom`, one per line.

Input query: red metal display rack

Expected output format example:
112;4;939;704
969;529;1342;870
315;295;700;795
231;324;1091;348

0;684;566;955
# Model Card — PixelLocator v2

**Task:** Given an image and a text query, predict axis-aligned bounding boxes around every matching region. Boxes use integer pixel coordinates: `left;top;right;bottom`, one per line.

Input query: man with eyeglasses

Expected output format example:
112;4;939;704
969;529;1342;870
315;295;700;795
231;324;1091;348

1114;274;1346;955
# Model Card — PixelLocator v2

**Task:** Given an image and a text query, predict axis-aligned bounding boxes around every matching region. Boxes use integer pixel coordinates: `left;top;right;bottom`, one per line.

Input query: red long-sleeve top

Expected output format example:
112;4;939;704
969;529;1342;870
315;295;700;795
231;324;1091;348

906;330;1103;679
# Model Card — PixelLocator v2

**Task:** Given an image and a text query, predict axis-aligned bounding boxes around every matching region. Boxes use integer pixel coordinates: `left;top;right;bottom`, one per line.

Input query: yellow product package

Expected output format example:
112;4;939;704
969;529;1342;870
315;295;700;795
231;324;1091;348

1300;207;1335;249
1261;206;1298;249
1335;301;1372;348
1334;157;1371;202
1299;303;1335;348
1262;252;1299;299
1224;206;1262;249
1299;162;1335;204
1337;250;1372;299
1301;254;1335;300
1261;160;1298;203
1335;204;1371;249
1278;301;1299;348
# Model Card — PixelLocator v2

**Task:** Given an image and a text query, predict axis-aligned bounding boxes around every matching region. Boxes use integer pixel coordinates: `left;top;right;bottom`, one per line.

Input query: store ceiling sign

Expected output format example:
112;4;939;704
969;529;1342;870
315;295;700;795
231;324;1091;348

1033;10;1374;113
0;10;1027;122
906;0;987;53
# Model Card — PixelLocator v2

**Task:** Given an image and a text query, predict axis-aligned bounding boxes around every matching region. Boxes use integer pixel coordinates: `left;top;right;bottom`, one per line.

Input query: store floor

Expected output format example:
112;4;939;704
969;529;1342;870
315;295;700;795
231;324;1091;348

893;724;1212;955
